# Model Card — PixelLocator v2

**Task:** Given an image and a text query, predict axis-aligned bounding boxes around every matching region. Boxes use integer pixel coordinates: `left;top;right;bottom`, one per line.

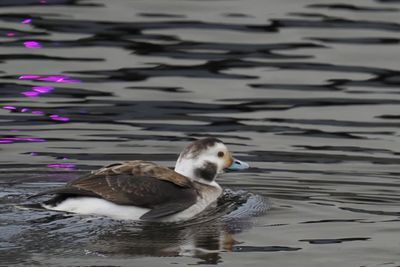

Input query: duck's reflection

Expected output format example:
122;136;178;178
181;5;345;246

86;192;268;264
88;219;229;264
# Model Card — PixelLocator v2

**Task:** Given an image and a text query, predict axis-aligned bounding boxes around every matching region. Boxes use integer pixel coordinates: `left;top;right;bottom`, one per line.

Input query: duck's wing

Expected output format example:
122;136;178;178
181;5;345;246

85;160;192;188
32;161;197;220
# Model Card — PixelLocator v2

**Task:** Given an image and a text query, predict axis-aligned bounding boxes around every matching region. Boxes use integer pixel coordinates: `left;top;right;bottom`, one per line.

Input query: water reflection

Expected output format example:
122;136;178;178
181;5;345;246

21;18;32;24
23;41;42;49
1;189;269;265
19;75;81;83
0;0;400;266
0;137;45;144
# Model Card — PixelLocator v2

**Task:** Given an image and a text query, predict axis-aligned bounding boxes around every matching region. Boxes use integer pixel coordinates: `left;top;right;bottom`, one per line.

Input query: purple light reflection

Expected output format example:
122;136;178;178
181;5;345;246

50;115;70;122
21;19;32;24
21;85;54;98
2;106;16;110
3;85;71;123
19;75;80;83
3;105;71;123
32;86;53;93
0;137;46;144
19;75;40;79
21;91;39;97
39;76;80;83
1;137;45;142
24;41;42;49
47;163;76;170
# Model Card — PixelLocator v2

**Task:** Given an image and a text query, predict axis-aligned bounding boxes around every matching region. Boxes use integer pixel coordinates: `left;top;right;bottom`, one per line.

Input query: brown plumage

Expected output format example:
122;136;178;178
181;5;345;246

33;161;198;220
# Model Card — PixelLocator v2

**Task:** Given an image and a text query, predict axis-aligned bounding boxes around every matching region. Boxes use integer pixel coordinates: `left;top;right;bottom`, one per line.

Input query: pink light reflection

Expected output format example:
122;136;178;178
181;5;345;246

47;163;75;170
39;76;80;83
24;41;42;49
32;86;53;93
22;86;54;98
19;75;40;79
18;75;80;83
0;137;46;143
21;19;32;24
50;115;70;122
6;32;15;37
3;106;16;110
21;91;39;97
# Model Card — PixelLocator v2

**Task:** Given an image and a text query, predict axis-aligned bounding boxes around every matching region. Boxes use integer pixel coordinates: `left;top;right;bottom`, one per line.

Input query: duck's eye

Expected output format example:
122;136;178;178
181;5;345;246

217;151;224;158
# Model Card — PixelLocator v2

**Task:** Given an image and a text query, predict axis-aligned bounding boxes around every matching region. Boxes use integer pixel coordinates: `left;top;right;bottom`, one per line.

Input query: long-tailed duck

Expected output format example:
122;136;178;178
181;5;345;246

31;138;249;221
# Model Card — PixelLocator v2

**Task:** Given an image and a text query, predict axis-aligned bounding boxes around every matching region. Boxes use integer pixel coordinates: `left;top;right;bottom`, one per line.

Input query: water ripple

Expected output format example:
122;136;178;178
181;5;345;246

1;0;400;266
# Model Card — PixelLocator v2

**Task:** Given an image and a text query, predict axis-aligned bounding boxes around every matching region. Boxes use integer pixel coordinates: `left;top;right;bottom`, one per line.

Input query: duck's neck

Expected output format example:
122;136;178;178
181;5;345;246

174;159;219;187
174;158;195;179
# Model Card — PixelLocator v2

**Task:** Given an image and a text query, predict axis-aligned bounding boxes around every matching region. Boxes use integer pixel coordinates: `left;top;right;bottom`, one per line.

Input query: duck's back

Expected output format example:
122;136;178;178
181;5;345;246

36;161;199;220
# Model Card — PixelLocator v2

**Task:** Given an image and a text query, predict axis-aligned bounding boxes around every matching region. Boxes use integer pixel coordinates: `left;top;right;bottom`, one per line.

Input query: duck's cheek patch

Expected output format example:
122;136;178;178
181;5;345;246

194;161;217;182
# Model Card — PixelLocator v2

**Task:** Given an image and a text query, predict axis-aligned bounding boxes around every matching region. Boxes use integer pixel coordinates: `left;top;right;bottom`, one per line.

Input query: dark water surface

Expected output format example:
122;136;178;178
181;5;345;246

1;0;400;266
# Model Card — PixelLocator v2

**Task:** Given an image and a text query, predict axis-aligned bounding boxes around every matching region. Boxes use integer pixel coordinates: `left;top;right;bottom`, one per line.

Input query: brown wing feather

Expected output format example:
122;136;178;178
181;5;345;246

80;160;192;188
67;174;197;209
37;161;197;214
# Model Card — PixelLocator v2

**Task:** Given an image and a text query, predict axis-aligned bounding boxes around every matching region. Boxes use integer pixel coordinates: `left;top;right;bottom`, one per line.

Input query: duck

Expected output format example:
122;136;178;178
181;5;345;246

31;138;249;221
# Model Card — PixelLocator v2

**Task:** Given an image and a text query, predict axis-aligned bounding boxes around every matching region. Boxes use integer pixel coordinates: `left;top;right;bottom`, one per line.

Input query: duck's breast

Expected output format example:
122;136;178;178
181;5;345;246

161;181;222;222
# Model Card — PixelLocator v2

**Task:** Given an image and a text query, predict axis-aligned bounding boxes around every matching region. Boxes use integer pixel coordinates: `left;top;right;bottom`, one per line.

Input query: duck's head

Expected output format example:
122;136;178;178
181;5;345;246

174;137;249;184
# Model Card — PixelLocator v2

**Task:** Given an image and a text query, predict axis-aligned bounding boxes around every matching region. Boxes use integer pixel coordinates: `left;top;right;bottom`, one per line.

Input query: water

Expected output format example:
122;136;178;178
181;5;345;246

1;0;400;266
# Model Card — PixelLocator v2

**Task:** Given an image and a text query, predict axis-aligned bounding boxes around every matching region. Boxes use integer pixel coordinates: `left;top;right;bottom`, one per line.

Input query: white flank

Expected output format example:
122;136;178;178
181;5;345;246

43;197;150;220
42;184;221;222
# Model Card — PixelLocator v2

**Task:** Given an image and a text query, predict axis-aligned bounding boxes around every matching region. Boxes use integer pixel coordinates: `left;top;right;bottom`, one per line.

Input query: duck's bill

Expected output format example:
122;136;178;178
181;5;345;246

227;158;250;170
